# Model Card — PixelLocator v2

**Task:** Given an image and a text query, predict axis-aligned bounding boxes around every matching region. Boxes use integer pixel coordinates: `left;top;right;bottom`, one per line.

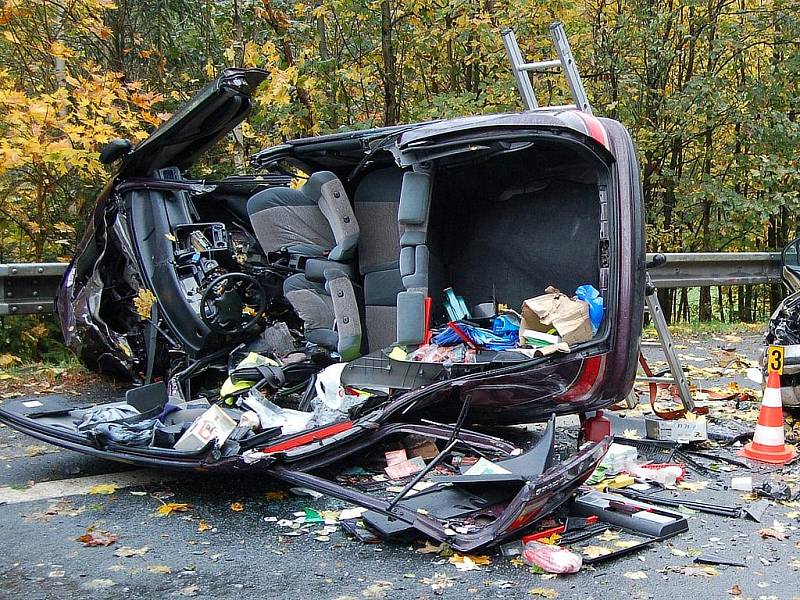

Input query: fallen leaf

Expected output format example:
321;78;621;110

361;580;392;599
155;502;191;517
23;500;85;521
614;540;640;549
230;502;244;512
88;483;119;495
529;588;558;598
677;481;709;492
113;546;149;558
264;490;288;501
77;530;118;547
421;573;455;593
582;545;613;559
178;584;200;596
448;553;491;571
197;520;212;532
417;541;449;554
147;564;172;574
84;578;115;590
624;571;647;580
597;529;621;542
758;527;788;541
728;584;742;596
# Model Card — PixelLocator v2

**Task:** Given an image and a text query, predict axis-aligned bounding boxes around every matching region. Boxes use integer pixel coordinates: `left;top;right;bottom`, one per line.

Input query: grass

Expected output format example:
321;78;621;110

644;320;765;339
0;355;102;398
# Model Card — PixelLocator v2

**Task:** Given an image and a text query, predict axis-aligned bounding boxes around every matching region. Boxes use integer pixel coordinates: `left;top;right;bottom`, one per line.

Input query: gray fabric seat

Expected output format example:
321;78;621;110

248;171;362;358
353;168;406;351
247;171;359;261
396;170;433;346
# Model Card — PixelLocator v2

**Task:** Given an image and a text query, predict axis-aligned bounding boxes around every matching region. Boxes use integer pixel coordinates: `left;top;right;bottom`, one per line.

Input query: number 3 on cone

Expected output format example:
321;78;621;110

768;346;784;375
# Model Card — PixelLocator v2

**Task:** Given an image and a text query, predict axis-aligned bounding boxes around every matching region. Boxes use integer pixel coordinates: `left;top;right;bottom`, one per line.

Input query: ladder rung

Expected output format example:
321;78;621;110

636;376;679;384
518;59;562;72
540;104;577;111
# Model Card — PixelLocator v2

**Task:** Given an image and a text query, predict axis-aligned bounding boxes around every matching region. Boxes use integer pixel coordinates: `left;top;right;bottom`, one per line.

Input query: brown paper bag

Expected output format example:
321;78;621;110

520;287;592;346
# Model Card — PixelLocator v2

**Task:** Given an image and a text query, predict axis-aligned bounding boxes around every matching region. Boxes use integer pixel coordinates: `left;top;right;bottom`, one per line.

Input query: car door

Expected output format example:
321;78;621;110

782;238;800;293
118;68;267;177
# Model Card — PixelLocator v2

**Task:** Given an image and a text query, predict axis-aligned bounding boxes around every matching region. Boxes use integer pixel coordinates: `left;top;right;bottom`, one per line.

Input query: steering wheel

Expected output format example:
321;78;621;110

199;273;266;335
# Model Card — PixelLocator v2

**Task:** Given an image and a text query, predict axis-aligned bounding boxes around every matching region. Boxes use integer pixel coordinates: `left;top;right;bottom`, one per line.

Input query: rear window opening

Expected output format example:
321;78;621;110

427;138;605;317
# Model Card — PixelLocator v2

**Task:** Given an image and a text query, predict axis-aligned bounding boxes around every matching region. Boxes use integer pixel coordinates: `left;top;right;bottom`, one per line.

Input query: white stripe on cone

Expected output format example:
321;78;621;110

752;424;786;446
761;385;783;408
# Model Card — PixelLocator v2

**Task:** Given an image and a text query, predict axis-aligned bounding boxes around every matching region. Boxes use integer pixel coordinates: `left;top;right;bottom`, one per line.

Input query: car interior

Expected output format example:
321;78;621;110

0;131;612;459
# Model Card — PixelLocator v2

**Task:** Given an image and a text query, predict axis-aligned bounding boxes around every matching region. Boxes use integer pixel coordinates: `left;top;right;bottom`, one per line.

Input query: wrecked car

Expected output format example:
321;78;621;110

0;68;645;549
763;238;800;408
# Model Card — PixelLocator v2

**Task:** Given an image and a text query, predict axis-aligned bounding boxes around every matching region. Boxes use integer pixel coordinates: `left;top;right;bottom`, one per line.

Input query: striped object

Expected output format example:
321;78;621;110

739;371;797;464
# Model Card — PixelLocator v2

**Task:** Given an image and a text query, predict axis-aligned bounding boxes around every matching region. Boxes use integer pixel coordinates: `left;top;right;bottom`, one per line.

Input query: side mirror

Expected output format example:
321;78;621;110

99;138;134;165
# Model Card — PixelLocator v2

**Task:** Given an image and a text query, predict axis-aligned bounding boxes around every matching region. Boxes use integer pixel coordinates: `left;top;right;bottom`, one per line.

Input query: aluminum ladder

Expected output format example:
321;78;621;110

501;25;696;414
501;22;592;113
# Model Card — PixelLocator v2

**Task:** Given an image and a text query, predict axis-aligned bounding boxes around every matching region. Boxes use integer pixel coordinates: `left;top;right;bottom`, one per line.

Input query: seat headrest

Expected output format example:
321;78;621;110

398;172;431;226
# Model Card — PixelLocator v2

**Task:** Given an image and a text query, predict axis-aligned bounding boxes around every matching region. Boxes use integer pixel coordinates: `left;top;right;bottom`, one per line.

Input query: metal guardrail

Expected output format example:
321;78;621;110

0;253;786;316
646;252;783;288
0;263;66;316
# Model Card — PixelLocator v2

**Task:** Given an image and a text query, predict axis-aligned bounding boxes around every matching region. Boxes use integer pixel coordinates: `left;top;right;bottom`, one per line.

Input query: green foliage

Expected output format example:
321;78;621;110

0;0;799;357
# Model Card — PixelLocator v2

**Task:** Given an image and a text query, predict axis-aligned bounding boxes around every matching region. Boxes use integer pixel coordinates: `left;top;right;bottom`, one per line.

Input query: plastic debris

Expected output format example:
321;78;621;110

522;540;582;573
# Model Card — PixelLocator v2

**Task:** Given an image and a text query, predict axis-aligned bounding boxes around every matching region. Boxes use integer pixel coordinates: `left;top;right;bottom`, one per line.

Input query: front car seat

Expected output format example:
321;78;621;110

247;171;359;262
248;171;362;359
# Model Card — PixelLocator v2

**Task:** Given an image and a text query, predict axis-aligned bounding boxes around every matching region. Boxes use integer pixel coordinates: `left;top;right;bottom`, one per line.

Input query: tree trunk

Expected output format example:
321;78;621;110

380;0;399;126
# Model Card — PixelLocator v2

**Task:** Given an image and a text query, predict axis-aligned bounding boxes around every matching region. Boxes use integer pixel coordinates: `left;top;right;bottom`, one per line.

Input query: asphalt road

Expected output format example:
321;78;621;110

1;329;799;600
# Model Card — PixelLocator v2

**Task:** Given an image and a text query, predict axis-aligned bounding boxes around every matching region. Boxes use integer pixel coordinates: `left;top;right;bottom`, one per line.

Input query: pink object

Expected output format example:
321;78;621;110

522;541;583;574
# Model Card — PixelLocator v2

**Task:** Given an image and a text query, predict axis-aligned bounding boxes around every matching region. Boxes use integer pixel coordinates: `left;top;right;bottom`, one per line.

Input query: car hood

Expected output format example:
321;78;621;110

119;68;267;177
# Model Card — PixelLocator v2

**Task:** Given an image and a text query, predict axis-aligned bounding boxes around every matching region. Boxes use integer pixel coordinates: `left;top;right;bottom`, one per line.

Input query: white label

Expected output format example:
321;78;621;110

21;400;43;408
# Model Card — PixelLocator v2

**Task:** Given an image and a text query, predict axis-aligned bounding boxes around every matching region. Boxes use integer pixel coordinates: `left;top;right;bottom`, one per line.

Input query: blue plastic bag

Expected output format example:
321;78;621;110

575;284;604;334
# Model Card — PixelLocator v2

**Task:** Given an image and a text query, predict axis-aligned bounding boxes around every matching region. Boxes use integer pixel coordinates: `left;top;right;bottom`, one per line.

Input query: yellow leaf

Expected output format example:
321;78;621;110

264;490;288;502
230;502;244;512
147;565;172;574
615;540;640;549
448;553;491;571
133;288;156;320
677;481;709;492
155;502;191;517
529;588;558;598
597;529;621;542
583;545;613;559
624;570;647;580
88;483;119;495
197;520;212;532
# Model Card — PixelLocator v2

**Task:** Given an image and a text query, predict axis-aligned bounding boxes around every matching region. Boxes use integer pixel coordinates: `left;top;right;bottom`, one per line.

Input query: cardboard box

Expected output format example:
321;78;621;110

520;288;592;346
174;404;237;451
645;416;708;443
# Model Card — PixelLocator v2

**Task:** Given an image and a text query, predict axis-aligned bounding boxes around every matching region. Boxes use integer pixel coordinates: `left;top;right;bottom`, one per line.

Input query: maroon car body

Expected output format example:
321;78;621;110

0;68;643;549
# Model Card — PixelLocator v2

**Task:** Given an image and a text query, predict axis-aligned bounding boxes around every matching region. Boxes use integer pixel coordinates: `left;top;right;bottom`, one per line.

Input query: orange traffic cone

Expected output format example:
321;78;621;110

739;371;797;464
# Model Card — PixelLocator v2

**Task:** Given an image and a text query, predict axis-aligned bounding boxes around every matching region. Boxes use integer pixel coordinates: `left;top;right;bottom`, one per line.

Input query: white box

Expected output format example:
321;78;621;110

645;416;707;443
174;404;237;451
